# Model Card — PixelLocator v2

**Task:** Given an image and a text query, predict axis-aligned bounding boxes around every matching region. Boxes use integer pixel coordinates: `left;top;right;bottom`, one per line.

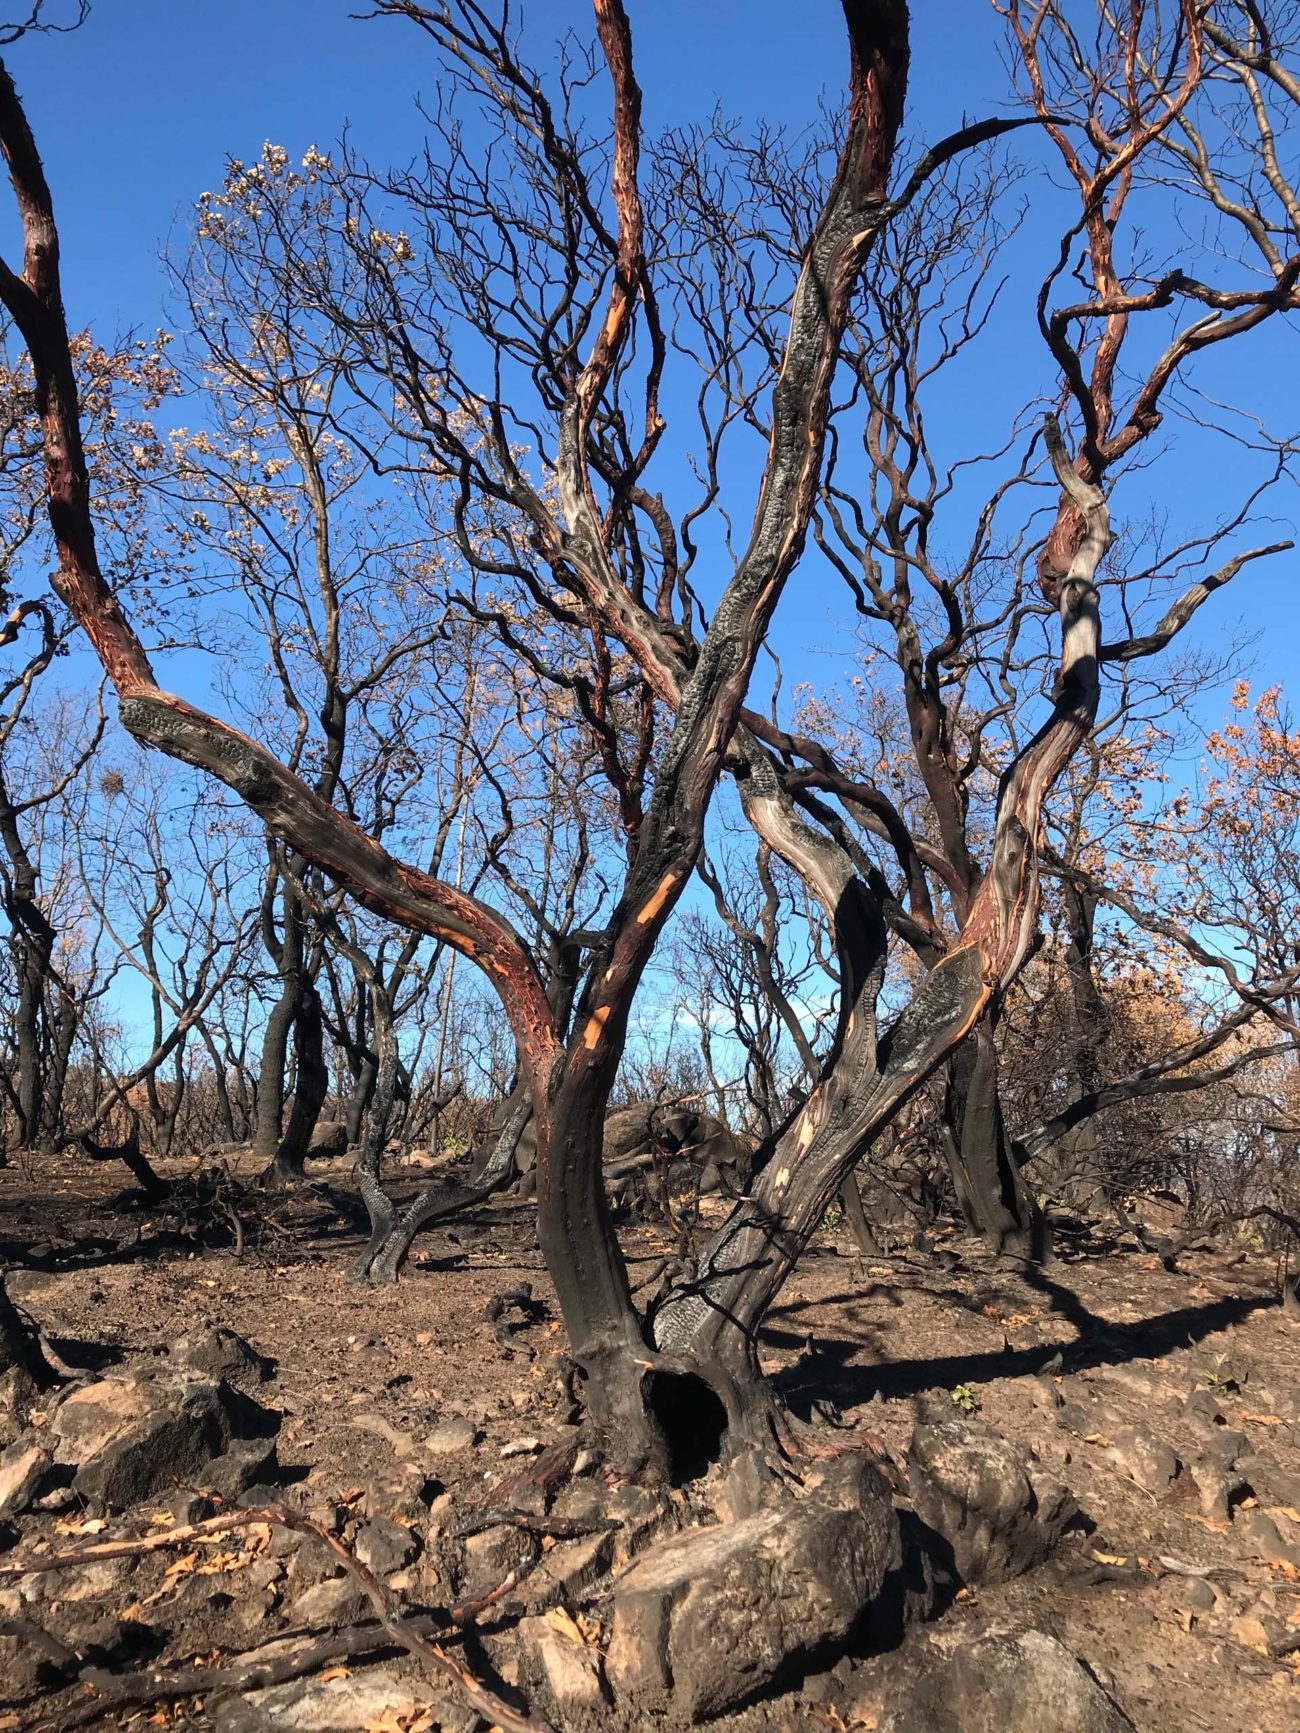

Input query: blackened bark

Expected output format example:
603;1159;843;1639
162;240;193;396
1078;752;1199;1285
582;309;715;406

944;1017;1049;1260
354;1088;533;1284
267;986;328;1186
0;1265;56;1395
1055;879;1108;1211
0;762;64;1153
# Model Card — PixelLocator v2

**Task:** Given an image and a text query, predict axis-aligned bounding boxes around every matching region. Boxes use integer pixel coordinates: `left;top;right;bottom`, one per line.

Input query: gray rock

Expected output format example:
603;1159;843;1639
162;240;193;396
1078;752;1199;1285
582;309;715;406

520;1611;609;1716
606;1453;898;1721
1107;1425;1179;1495
460;1522;537;1599
907;1419;1076;1586
1235;1506;1300;1565
305;1118;349;1159
1096;1365;1175;1405
1237;1454;1300;1510
1180;1410;1246;1467
355;1515;419;1577
424;1416;480;1457
879;1627;1135;1733
1183;1387;1224;1424
49;1372;278;1512
1163;1573;1216;1613
0;1439;50;1518
1188;1457;1249;1523
167;1325;274;1389
214;1668;420;1732
281;1572;370;1629
0;1627;65;1701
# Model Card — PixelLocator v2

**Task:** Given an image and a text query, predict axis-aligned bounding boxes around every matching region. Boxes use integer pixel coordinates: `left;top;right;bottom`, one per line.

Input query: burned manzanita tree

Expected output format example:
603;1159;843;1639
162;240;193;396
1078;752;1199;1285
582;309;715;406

2;0;1297;1488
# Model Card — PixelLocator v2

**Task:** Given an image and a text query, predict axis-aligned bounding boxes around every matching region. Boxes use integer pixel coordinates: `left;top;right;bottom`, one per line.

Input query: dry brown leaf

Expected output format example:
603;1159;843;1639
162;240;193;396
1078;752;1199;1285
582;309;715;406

54;1516;107;1536
1181;1512;1231;1534
1240;1413;1283;1426
544;1606;588;1645
1090;1550;1128;1566
320;1666;351;1683
1231;1613;1271;1655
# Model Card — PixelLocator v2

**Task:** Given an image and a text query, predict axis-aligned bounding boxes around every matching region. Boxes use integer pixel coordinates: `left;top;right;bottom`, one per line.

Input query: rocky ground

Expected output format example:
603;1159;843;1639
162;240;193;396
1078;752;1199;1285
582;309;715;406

1;1151;1299;1730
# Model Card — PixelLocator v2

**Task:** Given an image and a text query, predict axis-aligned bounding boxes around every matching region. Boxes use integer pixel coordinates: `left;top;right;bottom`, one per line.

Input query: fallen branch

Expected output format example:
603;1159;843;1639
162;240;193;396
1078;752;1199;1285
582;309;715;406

1;1502;552;1733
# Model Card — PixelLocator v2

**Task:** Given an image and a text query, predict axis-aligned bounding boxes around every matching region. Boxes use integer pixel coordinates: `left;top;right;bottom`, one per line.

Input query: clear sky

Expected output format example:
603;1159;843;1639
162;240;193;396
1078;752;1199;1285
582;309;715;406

4;0;1296;1062
8;0;1293;714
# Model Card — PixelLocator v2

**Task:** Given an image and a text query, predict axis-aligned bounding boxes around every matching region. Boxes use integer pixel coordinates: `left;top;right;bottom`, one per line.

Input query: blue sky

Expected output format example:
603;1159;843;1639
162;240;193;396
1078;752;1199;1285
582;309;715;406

4;1;1298;1064
8;1;1291;716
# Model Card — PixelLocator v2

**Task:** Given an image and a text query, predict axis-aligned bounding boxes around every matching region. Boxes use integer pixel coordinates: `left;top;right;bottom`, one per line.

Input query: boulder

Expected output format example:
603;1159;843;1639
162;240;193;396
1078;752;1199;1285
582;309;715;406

907;1419;1075;1586
48;1371;279;1512
879;1627;1135;1733
606;1454;898;1721
307;1118;349;1159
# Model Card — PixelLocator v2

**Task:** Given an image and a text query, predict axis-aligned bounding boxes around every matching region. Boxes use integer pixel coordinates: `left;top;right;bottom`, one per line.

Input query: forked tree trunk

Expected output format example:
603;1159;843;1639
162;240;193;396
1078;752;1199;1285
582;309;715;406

353;1090;533;1284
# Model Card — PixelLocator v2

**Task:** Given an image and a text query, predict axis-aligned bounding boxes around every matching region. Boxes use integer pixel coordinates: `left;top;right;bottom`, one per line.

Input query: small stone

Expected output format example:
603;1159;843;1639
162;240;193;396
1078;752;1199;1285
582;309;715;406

1188;1458;1248;1523
355;1516;419;1577
520;1612;608;1713
500;1436;542;1458
282;1573;369;1628
424;1418;480;1456
1163;1573;1216;1612
1184;1387;1224;1424
1107;1426;1179;1495
1231;1613;1272;1655
215;1668;419;1731
1235;1507;1300;1565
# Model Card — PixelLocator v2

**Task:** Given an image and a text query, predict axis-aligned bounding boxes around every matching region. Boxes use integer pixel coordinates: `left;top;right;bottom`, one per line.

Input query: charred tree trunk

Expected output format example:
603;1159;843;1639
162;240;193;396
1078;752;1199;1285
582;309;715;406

0;765;65;1155
354;1088;534;1285
253;871;328;1186
943;1016;1049;1260
0;1265;58;1419
1054;879;1109;1212
266;985;328;1186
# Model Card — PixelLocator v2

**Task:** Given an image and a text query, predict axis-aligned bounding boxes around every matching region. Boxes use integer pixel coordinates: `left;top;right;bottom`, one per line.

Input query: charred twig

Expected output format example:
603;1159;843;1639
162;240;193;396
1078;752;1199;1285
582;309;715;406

451;1510;620;1541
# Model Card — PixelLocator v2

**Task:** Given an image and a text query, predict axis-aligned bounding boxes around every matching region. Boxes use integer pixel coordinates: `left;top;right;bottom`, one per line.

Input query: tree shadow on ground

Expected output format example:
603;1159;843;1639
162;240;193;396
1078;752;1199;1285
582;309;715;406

770;1288;1272;1418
